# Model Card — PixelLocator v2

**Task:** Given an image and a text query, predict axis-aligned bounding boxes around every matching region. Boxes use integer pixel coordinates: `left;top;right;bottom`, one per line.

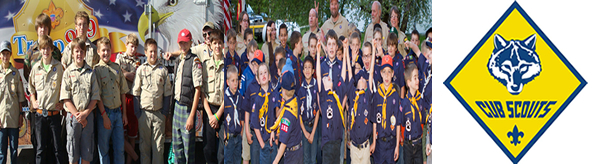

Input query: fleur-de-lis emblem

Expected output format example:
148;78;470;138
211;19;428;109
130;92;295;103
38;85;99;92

42;1;64;29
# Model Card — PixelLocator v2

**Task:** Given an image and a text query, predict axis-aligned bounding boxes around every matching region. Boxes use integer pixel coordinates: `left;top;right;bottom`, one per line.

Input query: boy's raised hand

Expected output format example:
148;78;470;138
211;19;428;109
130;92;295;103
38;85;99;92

323;76;333;91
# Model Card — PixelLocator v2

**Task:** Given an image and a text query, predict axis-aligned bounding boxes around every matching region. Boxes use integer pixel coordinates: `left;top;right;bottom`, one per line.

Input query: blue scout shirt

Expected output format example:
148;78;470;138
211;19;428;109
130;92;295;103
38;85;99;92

298;77;318;124
390;52;405;88
251;87;279;142
225;51;240;76
372;83;402;139
354;66;382;88
240;49;249;76
240;66;255;97
418;53;432;111
224;88;244;135
319;78;347;148
320;57;342;90
278;96;302;147
346;79;373;144
242;78;260;114
349;47;363;66
401;91;425;141
287;53;303;92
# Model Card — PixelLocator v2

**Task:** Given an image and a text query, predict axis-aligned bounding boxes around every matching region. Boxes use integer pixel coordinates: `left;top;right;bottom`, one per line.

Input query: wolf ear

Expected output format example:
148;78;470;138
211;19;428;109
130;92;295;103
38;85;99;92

494;34;507;51
524;34;536;50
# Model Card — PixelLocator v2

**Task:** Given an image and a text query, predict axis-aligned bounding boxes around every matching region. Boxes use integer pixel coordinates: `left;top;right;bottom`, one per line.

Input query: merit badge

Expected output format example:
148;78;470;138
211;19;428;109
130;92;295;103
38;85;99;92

391;116;396;126
376;113;382;123
405;120;411;132
326;105;333;119
364;109;368;117
364;118;368;125
260;117;265;127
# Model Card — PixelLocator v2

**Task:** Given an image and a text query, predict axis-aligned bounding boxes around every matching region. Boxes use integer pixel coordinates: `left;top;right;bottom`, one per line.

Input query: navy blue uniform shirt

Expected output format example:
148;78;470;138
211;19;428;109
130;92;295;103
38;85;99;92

298;77;318;124
251;86;279;142
320;57;343;91
401;91;426;141
390;52;405;88
418;53;432;111
278;96;302;147
372;84;402;139
224;88;244;134
239;49;249;76
346;79;373;144
225;51;240;76
319;78;347;148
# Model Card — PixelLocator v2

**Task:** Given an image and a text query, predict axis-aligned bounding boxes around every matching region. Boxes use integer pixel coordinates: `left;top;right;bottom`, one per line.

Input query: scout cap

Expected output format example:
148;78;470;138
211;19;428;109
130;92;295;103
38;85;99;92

281;71;295;90
203;22;216;31
381;55;393;70
178;29;192;43
252;50;264;64
282;58;294;76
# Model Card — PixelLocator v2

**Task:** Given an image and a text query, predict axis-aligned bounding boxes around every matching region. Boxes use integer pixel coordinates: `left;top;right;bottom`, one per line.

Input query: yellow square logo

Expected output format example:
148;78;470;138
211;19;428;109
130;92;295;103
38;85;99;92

444;2;586;163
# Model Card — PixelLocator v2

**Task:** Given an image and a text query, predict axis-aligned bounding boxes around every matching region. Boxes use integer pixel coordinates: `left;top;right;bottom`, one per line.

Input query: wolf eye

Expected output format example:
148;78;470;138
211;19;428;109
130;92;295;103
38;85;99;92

168;0;178;6
501;64;511;72
520;65;529;73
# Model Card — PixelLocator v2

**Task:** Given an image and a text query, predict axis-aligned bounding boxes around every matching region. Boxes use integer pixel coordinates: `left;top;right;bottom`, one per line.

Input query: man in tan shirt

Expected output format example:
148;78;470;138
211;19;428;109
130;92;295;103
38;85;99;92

363;1;390;50
320;0;351;38
62;11;99;68
60;36;101;164
303;8;322;59
28;35;68;164
132;38;172;164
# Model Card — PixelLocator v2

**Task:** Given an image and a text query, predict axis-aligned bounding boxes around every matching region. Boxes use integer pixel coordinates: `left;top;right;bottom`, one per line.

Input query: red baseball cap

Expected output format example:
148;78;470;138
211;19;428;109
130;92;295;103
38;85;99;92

178;29;192;43
252;50;264;64
381;55;393;70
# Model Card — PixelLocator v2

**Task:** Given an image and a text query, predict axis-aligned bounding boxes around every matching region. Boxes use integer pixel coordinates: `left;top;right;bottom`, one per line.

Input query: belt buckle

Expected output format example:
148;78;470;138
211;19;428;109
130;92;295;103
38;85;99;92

42;109;48;117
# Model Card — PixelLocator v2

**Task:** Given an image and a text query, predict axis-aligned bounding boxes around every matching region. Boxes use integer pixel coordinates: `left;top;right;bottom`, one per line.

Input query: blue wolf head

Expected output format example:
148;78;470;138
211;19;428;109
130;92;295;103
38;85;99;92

488;34;541;95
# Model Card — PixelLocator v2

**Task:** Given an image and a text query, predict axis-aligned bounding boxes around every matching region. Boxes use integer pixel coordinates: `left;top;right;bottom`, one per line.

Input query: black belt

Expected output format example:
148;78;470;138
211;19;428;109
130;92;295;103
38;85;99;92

305;119;315;127
404;135;422;146
379;136;395;142
351;140;369;149
286;142;302;152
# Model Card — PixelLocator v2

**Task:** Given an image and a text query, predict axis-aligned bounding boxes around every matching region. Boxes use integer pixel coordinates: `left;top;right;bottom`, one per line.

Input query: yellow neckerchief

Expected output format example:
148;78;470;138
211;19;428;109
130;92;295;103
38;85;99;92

408;90;422;121
258;89;271;133
328;90;345;128
269;96;299;134
351;89;365;130
426;104;432;124
377;83;396;130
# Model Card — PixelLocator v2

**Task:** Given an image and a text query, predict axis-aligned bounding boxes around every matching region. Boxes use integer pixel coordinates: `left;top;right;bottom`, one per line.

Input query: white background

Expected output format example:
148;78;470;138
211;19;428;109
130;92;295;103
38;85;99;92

434;0;600;163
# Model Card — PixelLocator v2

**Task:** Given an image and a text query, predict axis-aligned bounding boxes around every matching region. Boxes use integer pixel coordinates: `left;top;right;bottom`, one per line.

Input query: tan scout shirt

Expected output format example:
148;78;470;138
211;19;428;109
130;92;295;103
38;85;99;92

363;22;390;50
116;52;140;95
132;62;172;111
396;31;408;58
62;39;99;68
60;63;101;112
174;52;203;102
202;53;224;105
29;59;64;111
261;41;279;66
0;66;25;128
302;28;322;59
191;44;210;62
321;15;351;38
236;33;247;58
95;60;130;109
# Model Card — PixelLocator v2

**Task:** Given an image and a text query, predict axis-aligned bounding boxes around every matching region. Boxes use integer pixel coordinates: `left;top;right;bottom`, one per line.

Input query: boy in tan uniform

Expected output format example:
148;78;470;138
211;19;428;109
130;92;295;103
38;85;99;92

28;35;68;164
94;37;129;163
0;41;26;164
115;33;140;163
62;11;99;68
202;29;225;164
60;37;101;164
132;38;172;164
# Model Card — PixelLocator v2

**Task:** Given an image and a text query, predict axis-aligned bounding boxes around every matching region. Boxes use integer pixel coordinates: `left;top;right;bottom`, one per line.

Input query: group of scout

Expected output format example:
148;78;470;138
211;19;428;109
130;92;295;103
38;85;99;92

222;1;433;164
0;10;227;164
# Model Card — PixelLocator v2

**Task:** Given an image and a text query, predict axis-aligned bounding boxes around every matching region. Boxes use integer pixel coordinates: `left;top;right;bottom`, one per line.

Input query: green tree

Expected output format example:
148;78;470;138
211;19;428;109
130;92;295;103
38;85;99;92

350;0;431;33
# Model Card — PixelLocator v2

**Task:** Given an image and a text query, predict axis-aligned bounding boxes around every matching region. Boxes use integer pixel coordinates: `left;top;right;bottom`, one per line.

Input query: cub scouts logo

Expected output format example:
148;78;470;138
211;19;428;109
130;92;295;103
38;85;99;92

444;2;586;163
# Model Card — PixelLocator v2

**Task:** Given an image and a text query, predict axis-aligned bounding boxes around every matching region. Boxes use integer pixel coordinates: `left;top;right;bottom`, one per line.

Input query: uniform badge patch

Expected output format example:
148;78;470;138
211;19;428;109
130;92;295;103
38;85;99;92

226;114;231;126
53;67;56;72
280;118;290;133
376;113;381;123
326;105;333;119
12;72;15;75
390;116;396;126
443;2;586;163
364;109;368;117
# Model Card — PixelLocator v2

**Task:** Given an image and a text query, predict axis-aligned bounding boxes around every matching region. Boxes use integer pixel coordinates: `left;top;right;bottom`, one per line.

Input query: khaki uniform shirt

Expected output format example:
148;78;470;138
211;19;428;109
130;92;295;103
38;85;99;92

28;59;64;111
321;15;351;38
236;33;247;58
115;52;140;95
363;22;390;50
132;62;172;111
60;63;101;112
174;52;203;102
396;30;408;58
24;42;62;75
201;52;224;105
62;39;99;68
0;66;26;128
95;60;129;109
261;41;279;66
191;44;211;62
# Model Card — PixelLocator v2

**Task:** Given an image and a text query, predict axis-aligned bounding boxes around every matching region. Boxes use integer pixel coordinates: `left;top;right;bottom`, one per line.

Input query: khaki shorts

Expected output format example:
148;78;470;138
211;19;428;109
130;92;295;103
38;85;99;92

242;127;251;160
349;140;371;164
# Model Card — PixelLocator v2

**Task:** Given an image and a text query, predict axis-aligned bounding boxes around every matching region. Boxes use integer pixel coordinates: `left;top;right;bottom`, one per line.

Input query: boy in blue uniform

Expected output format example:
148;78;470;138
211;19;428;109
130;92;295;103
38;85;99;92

240;38;257;77
355;42;381;91
298;56;319;164
349;32;363;72
272;71;303;164
407;40;432;164
387;32;406;99
401;63;425;164
225;29;240;79
347;77;374;164
224;65;244;164
370;55;402;164
243;50;263;164
320;30;343;96
251;63;280;164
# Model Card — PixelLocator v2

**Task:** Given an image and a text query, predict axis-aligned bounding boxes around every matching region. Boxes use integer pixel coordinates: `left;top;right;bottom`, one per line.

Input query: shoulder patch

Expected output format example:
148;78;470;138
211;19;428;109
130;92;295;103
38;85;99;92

280;118;290;133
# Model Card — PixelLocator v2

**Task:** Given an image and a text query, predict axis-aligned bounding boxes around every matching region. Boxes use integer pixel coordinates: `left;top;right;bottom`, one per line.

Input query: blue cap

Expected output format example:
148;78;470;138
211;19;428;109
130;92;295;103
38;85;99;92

281;71;295;90
281;58;294;76
425;41;432;49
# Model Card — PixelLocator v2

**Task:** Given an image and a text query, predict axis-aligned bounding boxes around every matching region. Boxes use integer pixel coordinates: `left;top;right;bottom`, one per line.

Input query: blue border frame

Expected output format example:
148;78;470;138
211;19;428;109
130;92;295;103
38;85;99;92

443;2;587;163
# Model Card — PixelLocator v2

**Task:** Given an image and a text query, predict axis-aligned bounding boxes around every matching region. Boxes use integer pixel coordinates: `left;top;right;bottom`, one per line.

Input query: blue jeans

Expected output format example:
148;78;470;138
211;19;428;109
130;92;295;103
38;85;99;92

224;134;242;164
97;107;125;164
302;121;318;164
250;131;260;164
260;139;276;164
0;128;18;164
